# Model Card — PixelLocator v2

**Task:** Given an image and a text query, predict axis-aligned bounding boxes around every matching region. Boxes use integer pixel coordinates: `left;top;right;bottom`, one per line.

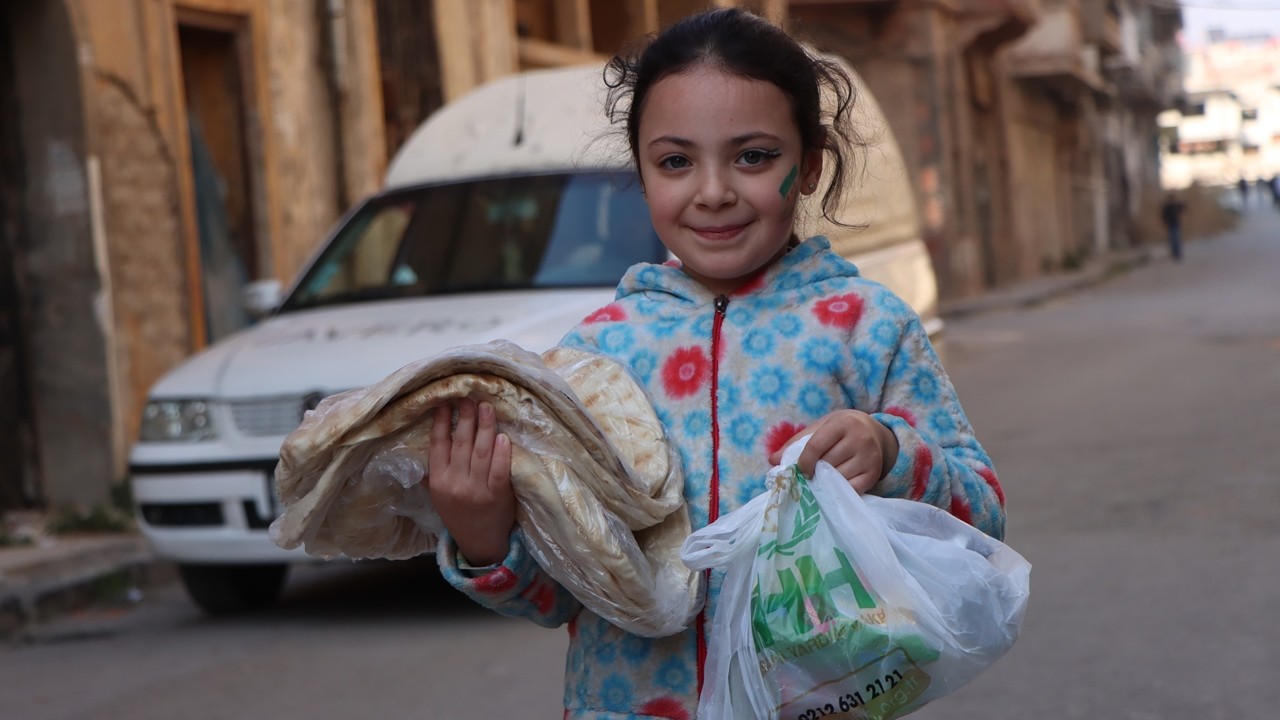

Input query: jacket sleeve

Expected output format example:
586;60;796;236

863;297;1007;540
436;528;582;628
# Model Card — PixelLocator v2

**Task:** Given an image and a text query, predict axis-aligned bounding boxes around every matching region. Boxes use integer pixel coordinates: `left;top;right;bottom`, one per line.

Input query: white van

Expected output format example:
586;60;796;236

129;62;940;614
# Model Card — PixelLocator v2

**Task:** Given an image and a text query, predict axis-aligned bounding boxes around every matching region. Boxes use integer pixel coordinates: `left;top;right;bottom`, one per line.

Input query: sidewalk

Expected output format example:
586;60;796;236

0;239;1173;641
939;244;1161;319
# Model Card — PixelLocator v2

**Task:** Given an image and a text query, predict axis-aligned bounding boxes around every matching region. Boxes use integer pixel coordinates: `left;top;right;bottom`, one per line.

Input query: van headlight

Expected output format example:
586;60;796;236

139;400;217;442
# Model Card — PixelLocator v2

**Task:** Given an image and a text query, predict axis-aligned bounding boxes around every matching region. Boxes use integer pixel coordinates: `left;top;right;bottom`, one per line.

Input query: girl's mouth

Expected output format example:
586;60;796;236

692;224;747;241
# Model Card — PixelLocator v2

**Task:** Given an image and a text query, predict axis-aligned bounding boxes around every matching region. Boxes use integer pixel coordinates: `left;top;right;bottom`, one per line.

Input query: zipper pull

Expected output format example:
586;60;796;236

714;294;729;315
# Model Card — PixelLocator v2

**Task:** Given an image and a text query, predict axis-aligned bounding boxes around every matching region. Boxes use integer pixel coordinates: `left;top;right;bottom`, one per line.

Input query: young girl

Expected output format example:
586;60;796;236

426;8;1005;719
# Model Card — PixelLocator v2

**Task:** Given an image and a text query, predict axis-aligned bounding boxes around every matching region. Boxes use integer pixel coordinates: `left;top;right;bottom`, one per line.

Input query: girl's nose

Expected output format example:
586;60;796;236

695;168;737;209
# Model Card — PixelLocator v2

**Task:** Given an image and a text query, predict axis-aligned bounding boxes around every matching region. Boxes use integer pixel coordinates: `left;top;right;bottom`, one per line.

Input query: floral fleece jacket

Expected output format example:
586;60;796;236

436;237;1005;720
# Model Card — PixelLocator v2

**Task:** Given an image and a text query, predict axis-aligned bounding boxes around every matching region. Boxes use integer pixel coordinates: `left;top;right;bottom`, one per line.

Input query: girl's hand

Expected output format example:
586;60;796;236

426;400;515;566
767;410;899;494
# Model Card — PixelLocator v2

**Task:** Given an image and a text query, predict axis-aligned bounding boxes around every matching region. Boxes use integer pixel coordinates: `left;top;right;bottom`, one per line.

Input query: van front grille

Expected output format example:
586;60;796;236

140;502;224;527
228;397;304;437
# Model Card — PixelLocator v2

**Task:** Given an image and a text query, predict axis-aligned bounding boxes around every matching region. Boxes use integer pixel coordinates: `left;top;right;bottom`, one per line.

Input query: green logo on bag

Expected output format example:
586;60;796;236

750;467;879;652
758;467;822;559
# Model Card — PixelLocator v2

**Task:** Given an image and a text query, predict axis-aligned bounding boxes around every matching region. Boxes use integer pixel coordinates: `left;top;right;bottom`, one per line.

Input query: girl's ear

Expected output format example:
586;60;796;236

799;145;824;196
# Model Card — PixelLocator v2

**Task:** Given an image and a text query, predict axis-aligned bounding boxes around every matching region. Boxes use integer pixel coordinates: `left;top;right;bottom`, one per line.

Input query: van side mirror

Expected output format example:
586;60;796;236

243;279;283;319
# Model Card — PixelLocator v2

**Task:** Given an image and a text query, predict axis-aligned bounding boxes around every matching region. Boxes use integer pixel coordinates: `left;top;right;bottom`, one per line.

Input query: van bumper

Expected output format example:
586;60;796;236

130;461;310;564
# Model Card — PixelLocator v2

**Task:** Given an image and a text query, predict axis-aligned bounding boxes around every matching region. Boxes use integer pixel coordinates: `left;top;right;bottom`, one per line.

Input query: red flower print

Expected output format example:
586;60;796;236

730;271;768;297
473;566;518;595
884;405;917;428
660;347;710;398
949;491;974;527
639;698;690;720
813;293;864;329
583;304;626;324
765;421;806;457
663;258;682;268
521;579;557;614
910;445;933;500
979;467;1005;507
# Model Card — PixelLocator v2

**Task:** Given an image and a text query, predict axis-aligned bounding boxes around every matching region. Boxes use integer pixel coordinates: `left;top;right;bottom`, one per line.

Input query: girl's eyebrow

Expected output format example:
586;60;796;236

647;131;783;148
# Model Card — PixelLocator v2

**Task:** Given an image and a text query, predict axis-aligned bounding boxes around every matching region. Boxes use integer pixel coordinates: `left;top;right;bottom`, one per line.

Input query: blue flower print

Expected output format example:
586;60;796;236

599;673;635;708
716;378;741;412
800;337;844;374
727;414;762;451
929;408;958;436
592;632;618;664
620;630;652;663
772;313;803;338
776;272;805;291
682;410;711;439
648;317;684;340
693;313;715;338
635;295;667;318
851;346;884;385
654;406;676;435
912;368;942;403
655;655;693;693
742;327;776;359
636;266;663;288
751;365;792;405
597;324;635;354
736;472;767;508
870;318;900;348
798;382;832;416
629;349;658;383
727;304;754;328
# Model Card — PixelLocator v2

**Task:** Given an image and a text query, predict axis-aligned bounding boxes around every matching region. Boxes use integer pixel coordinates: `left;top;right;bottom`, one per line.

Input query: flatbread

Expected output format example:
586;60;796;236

271;340;702;638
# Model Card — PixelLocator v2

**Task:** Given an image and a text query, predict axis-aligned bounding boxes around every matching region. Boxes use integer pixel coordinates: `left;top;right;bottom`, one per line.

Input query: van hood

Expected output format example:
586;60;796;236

148;289;616;400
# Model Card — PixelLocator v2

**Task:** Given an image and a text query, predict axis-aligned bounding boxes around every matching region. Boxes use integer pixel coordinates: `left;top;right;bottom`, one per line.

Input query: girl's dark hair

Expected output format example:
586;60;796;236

604;6;863;226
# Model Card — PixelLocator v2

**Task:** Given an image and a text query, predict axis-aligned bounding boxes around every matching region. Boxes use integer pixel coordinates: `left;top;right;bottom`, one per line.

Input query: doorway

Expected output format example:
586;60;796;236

177;21;260;344
0;3;38;512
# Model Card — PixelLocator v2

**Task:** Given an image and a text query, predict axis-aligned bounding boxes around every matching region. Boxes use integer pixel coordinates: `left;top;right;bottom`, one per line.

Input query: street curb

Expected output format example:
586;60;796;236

940;246;1158;320
0;534;167;640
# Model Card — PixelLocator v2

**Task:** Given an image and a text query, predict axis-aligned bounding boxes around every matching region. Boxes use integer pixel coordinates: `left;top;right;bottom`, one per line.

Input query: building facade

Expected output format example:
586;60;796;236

1159;32;1280;190
1;0;1181;514
1;0;386;511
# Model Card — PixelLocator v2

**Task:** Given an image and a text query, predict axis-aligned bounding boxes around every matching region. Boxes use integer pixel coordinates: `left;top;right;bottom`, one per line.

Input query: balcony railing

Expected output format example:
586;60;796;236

1080;0;1122;55
1007;1;1109;96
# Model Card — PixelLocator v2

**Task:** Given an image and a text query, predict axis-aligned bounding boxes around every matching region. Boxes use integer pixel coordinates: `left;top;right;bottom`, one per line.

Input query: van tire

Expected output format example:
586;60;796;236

178;563;289;615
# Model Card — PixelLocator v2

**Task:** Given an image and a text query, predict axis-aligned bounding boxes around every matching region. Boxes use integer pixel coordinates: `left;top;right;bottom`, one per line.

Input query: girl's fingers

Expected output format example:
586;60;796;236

450;399;478;474
427;404;454;486
489;433;513;494
471;402;497;470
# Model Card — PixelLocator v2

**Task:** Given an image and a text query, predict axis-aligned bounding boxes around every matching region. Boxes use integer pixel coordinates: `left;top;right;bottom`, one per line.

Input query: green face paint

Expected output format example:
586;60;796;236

779;164;799;198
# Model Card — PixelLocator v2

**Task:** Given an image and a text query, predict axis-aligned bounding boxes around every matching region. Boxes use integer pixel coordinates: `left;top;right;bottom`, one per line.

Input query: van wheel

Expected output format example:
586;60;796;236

178;563;289;616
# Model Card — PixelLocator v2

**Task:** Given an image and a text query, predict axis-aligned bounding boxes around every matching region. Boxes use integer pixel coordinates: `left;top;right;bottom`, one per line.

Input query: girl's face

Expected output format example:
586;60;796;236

636;64;823;295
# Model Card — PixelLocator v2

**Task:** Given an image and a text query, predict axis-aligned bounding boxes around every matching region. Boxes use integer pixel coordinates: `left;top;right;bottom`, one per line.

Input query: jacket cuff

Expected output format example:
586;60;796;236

871;412;926;499
436;529;534;601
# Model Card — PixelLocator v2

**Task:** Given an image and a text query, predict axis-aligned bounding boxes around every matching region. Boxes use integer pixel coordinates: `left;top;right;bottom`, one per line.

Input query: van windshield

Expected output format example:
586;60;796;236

281;172;665;312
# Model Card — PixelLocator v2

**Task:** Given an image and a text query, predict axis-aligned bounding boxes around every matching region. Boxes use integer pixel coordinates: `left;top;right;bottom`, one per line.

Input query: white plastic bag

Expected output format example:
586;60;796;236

681;437;1030;720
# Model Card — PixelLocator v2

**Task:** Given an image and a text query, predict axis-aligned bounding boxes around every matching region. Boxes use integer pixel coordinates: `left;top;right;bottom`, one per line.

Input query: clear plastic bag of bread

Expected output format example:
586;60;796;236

270;340;702;638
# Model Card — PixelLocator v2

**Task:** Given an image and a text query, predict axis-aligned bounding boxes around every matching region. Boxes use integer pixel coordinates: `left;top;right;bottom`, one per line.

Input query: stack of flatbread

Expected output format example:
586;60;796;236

271;340;702;638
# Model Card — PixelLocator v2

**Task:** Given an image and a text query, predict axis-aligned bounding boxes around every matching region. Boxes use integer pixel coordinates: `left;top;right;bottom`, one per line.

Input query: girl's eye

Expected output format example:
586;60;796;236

739;149;780;166
659;156;691;170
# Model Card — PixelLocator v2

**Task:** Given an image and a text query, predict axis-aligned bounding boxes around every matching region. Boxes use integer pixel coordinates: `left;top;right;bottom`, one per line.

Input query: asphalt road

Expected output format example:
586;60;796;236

2;209;1278;719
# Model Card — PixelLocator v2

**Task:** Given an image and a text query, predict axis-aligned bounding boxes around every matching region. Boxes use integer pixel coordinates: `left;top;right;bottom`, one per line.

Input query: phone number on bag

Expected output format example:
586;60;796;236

796;669;910;720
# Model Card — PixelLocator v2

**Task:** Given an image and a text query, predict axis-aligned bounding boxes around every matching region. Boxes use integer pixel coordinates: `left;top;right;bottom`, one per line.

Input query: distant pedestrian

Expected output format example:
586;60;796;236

1161;192;1185;262
1238;176;1249;209
1270;175;1279;210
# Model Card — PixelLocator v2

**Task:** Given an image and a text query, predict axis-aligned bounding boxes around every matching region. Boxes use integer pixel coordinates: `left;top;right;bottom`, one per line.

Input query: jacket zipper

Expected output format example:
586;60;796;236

697;293;729;696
